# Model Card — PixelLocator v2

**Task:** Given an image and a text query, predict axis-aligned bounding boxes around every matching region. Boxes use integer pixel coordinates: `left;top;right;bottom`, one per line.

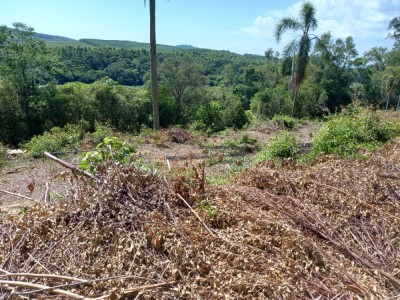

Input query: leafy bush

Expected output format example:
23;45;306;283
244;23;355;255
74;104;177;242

90;122;114;144
309;106;400;159
250;84;292;119
256;131;297;163
272;115;296;129
79;137;135;174
195;101;226;135
223;102;249;129
240;134;257;145
23;124;85;158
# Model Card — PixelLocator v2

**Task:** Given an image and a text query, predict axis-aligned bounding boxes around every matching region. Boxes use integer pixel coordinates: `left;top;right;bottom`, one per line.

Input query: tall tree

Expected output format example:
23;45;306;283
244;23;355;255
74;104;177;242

387;16;400;49
144;0;160;130
0;23;49;101
382;66;400;110
275;1;319;116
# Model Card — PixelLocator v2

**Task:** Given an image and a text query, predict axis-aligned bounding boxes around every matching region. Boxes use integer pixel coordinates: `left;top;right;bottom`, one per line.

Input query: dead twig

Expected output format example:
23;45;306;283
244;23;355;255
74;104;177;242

3;166;33;175
0;188;40;203
0;280;87;299
0;270;86;282
176;193;214;235
16;275;157;296
379;173;400;180
94;280;178;300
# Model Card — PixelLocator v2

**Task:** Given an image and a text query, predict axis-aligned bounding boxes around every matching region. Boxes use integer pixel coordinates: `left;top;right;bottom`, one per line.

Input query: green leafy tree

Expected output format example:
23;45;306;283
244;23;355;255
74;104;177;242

388;16;400;49
0;80;27;144
382;66;400;110
159;56;206;105
0;23;50;101
251;84;292;118
275;1;319;116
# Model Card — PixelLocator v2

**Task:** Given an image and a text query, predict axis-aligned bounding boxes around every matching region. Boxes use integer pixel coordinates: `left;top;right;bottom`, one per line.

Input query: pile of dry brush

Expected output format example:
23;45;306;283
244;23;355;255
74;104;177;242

1;138;400;299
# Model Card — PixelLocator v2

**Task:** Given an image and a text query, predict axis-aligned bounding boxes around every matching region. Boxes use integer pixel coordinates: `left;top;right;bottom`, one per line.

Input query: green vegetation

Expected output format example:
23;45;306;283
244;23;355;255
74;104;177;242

308;105;400;159
256;131;298;163
79;137;135;174
0;14;399;151
0;142;6;166
23;124;85;158
272;115;296;129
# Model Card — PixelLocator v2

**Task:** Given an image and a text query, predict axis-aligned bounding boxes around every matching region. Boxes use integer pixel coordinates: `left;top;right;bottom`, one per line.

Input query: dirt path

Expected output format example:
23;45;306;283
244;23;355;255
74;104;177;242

0;121;318;213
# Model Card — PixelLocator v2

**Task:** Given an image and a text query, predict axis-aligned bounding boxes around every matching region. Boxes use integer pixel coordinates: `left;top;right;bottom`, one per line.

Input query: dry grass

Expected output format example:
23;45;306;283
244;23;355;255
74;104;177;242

1;138;400;299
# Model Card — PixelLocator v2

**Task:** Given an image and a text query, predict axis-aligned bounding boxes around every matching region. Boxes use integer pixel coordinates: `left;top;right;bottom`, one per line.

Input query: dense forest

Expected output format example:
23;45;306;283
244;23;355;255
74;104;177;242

0;15;399;146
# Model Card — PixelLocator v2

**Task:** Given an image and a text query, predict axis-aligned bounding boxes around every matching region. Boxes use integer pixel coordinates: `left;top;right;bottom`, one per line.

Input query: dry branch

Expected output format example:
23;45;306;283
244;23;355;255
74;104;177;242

16;275;157;296
0;280;87;299
0;188;40;202
0;271;86;282
176;193;214;235
43;151;97;181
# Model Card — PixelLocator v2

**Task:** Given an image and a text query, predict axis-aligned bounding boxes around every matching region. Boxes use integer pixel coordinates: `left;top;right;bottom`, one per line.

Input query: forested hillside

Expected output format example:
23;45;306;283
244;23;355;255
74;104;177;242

0;18;399;147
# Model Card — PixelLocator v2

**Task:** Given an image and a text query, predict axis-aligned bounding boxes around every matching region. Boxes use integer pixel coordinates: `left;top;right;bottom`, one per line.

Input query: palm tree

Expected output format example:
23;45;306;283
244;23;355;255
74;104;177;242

275;2;318;116
144;0;160;130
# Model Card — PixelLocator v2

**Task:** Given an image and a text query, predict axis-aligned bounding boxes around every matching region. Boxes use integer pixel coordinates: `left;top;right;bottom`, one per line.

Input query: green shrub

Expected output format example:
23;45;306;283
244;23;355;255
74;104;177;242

223;102;249;129
79;137;135;174
240;134;257;145
256;131;297;163
195;101;226;135
0;143;7;167
308;106;400;159
91;122;114;144
23;124;85;158
272;115;296;129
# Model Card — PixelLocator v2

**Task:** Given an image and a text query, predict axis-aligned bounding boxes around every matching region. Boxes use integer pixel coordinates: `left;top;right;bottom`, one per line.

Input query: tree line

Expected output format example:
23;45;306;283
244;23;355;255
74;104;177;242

0;7;399;146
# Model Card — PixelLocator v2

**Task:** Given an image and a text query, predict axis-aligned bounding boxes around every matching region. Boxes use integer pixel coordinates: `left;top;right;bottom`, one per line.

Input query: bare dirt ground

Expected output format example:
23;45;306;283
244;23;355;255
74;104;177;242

0;121;318;213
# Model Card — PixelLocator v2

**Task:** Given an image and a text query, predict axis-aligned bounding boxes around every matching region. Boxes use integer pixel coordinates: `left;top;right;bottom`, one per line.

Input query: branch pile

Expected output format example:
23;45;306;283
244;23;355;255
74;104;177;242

1;138;400;298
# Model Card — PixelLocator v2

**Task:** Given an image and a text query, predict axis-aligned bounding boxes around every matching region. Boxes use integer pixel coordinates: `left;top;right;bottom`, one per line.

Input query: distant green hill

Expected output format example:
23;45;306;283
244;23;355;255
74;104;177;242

79;38;181;52
175;44;196;50
35;33;76;42
34;32;265;60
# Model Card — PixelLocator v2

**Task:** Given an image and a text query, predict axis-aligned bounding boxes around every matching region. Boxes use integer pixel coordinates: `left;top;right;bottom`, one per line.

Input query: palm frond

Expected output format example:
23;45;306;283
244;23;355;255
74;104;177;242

300;2;318;32
275;18;301;42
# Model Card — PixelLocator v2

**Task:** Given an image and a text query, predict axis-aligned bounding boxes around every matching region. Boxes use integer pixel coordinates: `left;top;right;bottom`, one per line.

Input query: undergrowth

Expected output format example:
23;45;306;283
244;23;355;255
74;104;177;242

305;105;400;161
256;130;297;164
22;124;86;158
272;115;296;129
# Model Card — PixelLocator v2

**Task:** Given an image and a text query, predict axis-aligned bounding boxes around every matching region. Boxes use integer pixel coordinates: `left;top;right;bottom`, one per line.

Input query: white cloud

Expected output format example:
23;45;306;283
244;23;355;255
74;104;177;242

240;0;399;53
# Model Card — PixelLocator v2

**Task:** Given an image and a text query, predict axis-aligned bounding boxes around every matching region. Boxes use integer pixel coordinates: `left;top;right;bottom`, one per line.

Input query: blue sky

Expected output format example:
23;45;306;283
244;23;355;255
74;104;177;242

1;0;398;55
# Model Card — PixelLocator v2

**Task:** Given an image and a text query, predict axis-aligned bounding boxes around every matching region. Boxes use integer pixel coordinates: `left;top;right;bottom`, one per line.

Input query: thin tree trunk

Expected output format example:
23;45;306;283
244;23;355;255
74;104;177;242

289;55;295;90
150;0;160;130
396;94;400;111
291;89;298;117
386;95;390;111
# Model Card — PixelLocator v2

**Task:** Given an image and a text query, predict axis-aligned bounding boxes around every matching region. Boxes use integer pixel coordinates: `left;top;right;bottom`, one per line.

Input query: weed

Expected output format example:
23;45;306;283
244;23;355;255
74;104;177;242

307;106;400;160
79;137;136;174
23;124;85;158
91;122;114;144
256;131;297;164
272;115;296;129
20;207;29;214
239;134;257;145
196;199;217;219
